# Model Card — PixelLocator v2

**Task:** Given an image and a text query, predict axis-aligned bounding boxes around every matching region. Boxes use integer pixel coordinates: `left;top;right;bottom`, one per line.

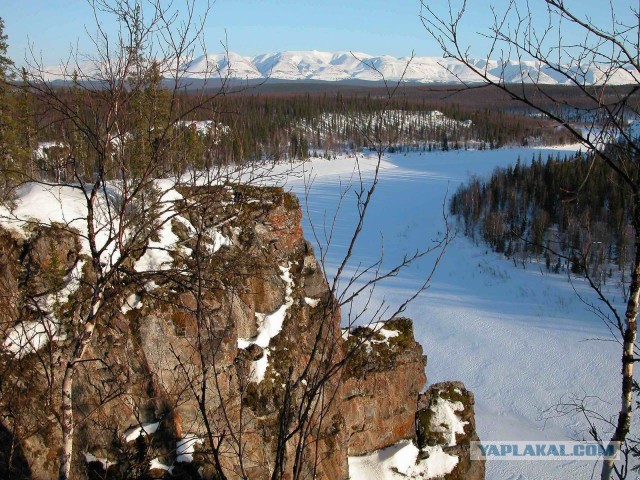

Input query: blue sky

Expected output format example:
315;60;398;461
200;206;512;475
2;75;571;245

1;0;634;66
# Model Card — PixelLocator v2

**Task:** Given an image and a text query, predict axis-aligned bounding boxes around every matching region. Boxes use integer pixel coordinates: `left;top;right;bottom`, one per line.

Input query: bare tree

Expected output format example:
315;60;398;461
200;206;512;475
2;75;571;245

421;0;639;478
143;61;452;480
0;1;242;478
0;3;452;479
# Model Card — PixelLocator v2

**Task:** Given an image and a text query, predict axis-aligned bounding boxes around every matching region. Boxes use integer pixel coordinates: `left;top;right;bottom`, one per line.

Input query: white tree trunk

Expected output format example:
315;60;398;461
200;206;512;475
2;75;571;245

601;205;640;480
58;313;98;480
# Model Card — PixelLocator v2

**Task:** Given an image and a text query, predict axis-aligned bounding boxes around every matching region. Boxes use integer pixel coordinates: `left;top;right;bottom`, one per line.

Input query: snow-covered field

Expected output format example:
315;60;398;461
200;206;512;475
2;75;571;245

287;146;624;480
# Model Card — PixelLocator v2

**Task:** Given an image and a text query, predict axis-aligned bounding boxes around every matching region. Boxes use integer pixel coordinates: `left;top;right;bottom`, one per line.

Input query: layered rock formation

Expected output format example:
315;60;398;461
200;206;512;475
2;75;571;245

0;184;483;479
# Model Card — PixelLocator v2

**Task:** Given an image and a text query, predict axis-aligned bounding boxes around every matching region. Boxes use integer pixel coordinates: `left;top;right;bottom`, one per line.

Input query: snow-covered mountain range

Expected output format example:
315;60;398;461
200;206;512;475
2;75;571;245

44;50;638;85
177;50;639;85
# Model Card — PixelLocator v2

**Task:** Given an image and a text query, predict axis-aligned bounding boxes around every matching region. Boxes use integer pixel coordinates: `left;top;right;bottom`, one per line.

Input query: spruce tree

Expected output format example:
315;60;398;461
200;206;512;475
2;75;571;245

0;17;15;178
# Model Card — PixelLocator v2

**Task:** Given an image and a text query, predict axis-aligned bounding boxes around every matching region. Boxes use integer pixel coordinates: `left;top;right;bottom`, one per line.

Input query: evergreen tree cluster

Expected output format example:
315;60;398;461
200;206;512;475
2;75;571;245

450;150;635;292
7;89;571;180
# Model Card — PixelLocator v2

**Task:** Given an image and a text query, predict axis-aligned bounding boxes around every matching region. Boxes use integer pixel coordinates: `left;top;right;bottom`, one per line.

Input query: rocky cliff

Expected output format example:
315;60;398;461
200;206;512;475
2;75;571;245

416;383;485;480
0;184;483;479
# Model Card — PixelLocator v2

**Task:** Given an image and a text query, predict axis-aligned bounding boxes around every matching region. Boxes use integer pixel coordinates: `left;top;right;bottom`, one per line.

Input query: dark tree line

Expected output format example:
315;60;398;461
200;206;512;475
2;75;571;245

159;91;573;159
2;81;573;185
451;148;636;294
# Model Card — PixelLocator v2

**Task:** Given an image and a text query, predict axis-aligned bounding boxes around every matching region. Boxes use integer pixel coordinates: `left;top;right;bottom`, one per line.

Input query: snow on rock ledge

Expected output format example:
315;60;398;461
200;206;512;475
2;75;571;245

416;382;485;480
237;262;295;383
349;440;458;480
348;380;484;480
342;318;427;456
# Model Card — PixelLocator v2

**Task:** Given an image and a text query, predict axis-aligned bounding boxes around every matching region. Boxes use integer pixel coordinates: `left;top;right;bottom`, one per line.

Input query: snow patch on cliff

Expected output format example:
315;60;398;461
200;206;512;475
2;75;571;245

206;228;232;254
124;422;160;443
3;319;57;358
176;434;203;463
121;293;143;314
134;184;183;272
348;439;458;480
430;397;469;447
238;263;295;382
3;258;84;357
84;452;115;471
304;297;320;307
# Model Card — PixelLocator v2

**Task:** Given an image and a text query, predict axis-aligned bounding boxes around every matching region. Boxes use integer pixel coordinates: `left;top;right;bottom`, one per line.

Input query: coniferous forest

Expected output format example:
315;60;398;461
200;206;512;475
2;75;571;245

2;80;576;185
450;147;637;295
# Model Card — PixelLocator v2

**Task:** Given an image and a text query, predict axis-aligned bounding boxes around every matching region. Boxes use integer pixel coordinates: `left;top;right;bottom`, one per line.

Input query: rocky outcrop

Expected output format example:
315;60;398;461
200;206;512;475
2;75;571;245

342;318;426;455
416;382;485;480
0;184;483;480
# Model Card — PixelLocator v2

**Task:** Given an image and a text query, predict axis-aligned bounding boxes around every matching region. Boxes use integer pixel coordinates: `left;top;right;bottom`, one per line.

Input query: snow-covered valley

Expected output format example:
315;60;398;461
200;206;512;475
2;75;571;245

0;144;625;479
287;146;624;480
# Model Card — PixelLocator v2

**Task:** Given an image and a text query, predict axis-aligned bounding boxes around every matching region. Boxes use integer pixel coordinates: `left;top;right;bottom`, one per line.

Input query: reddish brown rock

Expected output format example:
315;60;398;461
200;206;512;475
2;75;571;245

342;318;427;456
417;382;485;480
0;185;482;480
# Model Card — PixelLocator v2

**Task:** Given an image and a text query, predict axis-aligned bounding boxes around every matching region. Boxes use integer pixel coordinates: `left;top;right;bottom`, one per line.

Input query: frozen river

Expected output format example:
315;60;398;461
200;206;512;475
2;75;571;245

288;146;622;480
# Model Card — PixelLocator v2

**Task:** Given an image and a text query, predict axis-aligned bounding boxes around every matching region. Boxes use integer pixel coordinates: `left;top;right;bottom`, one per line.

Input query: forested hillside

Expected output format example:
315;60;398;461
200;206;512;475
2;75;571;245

2;82;573;184
450;147;636;294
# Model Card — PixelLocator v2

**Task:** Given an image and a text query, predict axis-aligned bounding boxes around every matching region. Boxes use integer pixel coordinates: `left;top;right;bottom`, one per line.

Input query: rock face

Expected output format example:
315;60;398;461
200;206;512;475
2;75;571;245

416;382;485;480
342;318;427;456
0;184;483;479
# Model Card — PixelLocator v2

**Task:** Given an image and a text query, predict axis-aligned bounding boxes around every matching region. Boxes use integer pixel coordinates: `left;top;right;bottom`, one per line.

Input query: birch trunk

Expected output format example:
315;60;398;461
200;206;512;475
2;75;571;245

58;309;98;480
601;201;640;480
